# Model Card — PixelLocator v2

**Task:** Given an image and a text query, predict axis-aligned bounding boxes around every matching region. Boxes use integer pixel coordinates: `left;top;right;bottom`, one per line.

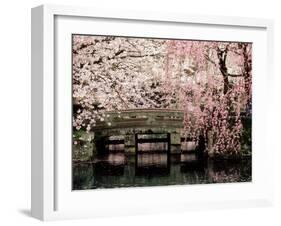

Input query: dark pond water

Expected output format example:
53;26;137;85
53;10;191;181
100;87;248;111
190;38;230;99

73;153;251;190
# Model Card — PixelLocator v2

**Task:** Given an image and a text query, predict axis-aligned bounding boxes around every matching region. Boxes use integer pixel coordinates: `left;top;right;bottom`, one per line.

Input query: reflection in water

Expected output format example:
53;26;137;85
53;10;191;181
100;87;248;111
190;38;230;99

73;153;251;190
135;153;170;176
137;153;168;167
107;153;125;165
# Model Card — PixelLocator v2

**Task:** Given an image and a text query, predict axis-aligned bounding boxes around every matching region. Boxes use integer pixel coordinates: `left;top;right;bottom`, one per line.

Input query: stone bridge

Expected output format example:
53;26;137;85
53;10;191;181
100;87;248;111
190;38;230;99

92;108;197;155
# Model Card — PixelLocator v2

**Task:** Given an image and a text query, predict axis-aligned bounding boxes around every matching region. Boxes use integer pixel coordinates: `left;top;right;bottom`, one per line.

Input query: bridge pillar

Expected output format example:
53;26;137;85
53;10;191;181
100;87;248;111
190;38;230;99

94;134;109;155
124;134;136;154
170;131;181;154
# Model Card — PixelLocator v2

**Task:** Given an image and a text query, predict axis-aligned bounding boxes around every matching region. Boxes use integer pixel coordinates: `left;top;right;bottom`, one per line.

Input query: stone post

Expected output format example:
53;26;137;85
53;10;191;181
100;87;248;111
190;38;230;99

124;134;135;154
170;130;181;154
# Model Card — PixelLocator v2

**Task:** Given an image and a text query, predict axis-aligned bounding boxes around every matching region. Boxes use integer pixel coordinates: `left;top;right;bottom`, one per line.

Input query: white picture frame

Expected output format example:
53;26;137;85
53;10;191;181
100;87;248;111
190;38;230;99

31;4;274;221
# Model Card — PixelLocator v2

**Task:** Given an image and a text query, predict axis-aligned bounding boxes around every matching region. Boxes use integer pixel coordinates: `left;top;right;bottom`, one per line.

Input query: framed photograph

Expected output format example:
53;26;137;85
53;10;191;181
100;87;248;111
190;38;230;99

31;4;274;221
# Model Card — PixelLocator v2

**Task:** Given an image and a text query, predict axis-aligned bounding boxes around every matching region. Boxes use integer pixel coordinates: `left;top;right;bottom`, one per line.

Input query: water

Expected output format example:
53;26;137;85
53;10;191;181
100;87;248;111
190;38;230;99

73;153;251;190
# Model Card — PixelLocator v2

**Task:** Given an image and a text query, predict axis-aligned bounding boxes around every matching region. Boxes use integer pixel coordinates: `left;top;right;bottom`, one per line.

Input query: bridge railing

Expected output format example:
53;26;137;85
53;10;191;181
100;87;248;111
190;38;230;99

92;108;184;131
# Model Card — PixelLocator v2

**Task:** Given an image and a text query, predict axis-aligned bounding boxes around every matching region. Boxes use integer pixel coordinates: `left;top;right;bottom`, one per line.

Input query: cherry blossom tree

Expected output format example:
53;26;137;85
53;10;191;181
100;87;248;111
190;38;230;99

72;35;252;157
73;35;170;131
165;40;252;156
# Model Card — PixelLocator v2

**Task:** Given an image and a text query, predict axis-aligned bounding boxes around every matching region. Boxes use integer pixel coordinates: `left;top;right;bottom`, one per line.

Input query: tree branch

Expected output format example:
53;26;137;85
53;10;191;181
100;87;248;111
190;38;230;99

227;73;244;78
114;88;130;109
118;53;161;59
204;55;217;66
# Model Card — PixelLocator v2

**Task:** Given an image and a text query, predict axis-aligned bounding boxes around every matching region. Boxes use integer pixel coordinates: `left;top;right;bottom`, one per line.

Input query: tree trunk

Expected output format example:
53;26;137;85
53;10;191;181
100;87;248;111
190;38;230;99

217;47;229;95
